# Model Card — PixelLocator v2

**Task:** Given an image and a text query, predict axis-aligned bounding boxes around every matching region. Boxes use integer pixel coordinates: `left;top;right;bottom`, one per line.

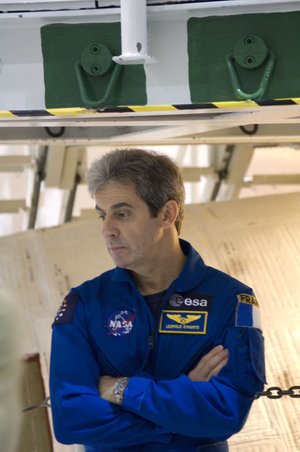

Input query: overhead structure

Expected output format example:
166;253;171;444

1;1;300;233
0;0;300;144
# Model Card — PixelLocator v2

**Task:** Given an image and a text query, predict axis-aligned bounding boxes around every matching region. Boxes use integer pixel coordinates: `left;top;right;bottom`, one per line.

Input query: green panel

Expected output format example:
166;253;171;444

188;12;300;102
41;23;147;108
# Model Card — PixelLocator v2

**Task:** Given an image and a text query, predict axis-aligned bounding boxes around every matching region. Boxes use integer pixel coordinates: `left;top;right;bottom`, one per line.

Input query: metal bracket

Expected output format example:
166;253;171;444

226;34;275;100
75;43;123;108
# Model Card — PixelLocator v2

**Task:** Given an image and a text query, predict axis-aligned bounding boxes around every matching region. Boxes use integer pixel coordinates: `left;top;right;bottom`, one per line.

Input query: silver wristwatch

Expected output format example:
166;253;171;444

114;377;129;405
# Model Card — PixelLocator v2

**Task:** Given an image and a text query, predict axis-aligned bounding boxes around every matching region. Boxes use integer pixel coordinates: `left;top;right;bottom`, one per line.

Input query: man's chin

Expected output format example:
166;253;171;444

110;255;129;269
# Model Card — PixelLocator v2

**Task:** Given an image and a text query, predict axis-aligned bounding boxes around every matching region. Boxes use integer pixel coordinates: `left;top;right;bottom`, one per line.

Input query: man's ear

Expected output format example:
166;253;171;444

161;200;179;229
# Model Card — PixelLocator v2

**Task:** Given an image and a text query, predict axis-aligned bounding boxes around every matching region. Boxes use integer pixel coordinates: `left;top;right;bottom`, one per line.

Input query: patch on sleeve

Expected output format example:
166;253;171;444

53;292;79;326
235;293;261;329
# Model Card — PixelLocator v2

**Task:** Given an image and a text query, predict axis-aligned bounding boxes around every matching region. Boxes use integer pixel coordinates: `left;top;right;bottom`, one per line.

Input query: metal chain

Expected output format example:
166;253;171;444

22;396;51;413
22;386;300;412
255;386;300;399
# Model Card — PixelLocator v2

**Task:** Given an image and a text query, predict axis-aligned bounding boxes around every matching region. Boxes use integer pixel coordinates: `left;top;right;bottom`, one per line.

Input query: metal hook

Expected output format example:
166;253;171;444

22;396;51;413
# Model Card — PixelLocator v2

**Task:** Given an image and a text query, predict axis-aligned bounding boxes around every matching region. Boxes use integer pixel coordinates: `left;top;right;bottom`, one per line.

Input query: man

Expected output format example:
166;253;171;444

50;148;266;452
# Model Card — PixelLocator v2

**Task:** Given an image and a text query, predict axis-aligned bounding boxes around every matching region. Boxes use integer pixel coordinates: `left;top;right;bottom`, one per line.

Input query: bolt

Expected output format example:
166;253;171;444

244;36;255;46
91;64;101;74
245;55;255;66
90;45;101;55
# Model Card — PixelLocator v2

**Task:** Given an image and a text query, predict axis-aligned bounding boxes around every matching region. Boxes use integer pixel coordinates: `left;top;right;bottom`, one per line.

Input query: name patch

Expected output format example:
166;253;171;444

159;310;208;334
165;292;212;312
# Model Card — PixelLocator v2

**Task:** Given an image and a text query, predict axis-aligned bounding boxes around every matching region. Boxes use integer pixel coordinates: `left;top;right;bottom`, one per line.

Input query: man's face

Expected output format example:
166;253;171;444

95;182;163;273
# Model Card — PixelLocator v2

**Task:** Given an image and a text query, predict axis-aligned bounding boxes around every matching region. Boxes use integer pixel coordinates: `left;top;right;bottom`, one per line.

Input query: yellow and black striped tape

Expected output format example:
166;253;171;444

1;98;300;118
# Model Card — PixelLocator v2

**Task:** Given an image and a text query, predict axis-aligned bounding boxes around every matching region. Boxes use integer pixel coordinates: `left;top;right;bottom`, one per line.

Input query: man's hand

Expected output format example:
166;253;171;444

99;375;119;403
188;345;229;382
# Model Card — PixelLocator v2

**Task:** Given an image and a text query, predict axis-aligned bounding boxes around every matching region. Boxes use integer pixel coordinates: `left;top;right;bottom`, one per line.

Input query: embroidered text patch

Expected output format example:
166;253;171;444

159;310;208;334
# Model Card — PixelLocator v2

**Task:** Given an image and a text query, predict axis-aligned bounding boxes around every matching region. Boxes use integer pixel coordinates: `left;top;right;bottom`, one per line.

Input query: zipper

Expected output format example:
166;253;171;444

150;289;174;373
148;334;154;349
148;299;162;371
143;290;168;371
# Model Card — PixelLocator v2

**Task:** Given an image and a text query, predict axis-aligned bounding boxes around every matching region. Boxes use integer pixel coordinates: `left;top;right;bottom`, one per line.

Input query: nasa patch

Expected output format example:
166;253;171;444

166;292;212;311
105;309;135;336
53;292;79;326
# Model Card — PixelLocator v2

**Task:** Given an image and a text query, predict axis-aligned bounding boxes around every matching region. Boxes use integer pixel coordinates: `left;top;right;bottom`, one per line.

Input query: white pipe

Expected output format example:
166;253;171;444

113;0;153;65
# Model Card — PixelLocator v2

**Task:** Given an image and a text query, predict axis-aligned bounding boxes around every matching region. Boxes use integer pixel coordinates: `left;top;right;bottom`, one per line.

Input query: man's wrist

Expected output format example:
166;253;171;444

113;377;129;405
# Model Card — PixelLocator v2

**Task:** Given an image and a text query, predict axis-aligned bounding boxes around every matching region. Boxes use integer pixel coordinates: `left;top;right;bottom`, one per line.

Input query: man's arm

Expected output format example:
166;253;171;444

99;344;229;401
100;326;265;440
50;294;172;449
188;344;229;381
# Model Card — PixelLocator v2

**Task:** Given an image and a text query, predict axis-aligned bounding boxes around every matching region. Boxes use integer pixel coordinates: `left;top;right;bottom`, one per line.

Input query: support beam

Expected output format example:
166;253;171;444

215;145;255;201
181;166;215;182
249;174;300;185
44;146;66;188
0;199;26;213
113;0;152;65
0;155;32;172
27;147;48;229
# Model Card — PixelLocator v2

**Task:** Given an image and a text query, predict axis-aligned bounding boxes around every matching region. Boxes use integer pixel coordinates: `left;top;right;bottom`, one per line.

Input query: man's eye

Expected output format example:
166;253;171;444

98;214;105;221
117;211;130;219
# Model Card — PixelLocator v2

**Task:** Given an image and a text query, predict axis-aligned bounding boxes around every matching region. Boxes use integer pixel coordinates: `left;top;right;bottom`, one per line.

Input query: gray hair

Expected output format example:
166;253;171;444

87;148;185;234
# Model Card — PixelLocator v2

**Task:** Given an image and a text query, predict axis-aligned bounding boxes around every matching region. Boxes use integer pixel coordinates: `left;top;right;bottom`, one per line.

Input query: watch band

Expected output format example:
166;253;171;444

114;377;129;405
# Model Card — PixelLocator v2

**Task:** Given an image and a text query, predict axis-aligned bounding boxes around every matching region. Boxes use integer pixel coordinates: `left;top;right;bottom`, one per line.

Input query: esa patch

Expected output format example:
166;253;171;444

53;292;79;325
159;310;208;334
105;310;135;336
165;292;211;311
236;293;261;329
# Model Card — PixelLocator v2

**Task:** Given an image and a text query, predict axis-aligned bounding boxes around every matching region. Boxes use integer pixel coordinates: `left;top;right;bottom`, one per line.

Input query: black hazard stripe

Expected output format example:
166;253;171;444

2;98;300;118
53;292;79;326
10;109;53;117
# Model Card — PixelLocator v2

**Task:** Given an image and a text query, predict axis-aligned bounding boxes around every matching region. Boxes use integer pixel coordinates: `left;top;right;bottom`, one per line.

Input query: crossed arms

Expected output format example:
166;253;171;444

99;344;229;402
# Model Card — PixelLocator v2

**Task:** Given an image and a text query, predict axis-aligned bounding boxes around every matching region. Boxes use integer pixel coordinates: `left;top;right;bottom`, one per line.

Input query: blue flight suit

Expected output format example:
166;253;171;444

50;239;266;451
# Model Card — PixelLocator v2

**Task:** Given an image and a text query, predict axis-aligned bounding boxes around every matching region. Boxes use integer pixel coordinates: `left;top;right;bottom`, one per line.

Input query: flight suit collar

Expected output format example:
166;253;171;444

111;239;206;293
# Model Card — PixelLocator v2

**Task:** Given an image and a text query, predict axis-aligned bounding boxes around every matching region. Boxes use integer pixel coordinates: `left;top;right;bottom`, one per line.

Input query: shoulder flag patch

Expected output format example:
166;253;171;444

237;293;259;307
235;293;261;329
53;292;79;326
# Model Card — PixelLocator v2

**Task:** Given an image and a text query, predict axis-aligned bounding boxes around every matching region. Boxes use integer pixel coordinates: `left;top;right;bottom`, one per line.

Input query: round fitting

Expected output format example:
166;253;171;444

80;43;113;76
234;34;268;69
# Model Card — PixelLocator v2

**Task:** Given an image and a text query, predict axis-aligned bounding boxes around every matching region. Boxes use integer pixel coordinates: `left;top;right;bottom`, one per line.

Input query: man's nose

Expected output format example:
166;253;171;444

101;217;119;238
